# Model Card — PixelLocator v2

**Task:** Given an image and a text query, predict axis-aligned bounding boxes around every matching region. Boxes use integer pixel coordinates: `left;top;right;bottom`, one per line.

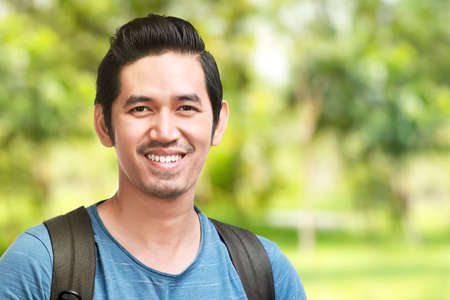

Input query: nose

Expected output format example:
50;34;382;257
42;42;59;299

148;109;179;142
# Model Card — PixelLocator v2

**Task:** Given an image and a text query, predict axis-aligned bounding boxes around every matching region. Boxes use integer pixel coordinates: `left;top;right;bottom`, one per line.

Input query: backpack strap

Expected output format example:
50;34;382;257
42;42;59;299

209;218;275;300
44;207;273;300
44;206;96;300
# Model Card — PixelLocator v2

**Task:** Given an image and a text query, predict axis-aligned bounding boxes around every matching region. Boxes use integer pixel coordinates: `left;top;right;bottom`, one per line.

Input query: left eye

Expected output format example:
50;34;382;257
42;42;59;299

179;105;194;111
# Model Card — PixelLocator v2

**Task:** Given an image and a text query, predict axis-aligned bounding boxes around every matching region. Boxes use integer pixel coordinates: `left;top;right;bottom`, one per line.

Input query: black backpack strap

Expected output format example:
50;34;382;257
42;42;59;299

44;206;96;300
209;218;275;300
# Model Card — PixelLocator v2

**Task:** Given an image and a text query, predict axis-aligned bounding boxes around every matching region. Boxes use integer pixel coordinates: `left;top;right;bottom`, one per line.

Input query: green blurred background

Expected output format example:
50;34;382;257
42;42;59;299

0;0;449;299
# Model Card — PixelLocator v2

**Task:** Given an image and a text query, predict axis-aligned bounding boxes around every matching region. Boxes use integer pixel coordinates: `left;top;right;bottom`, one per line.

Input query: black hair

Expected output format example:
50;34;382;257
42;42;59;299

94;14;223;143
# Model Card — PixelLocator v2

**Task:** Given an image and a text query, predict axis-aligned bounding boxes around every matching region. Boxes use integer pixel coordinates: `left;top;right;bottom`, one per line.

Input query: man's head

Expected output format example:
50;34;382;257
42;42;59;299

93;14;228;199
94;14;223;144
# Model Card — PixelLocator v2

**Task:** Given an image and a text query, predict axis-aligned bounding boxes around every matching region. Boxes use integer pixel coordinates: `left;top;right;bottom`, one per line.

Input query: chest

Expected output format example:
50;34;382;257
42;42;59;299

92;235;247;300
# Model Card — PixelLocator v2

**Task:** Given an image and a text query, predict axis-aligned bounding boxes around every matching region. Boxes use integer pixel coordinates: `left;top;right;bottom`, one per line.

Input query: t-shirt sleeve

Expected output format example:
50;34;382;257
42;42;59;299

258;236;307;300
0;225;53;300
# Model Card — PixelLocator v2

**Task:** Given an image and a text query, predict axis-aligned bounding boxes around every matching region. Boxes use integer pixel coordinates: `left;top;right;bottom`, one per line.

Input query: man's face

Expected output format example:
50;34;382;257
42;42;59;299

95;51;228;199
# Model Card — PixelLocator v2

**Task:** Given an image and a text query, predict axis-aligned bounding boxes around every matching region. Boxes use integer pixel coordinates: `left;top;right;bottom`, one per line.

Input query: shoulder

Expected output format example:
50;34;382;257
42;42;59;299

0;224;53;299
203;211;307;300
256;235;307;300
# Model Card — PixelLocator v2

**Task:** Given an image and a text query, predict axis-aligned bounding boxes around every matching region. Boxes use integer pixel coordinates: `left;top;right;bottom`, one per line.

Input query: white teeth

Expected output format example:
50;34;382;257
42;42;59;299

146;154;182;163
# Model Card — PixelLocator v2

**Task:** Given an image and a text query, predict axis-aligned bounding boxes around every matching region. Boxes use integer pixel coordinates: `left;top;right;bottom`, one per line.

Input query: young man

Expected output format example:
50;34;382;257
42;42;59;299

0;14;306;299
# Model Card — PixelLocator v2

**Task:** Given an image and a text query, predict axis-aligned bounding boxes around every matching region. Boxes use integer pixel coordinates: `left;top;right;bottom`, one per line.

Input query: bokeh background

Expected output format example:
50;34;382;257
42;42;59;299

1;0;449;299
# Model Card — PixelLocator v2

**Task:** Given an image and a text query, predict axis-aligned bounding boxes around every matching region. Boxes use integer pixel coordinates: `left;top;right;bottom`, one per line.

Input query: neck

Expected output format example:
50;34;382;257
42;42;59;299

99;185;198;243
96;182;201;273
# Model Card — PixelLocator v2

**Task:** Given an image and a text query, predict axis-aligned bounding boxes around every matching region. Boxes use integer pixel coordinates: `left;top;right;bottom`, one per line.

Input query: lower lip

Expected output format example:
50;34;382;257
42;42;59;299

145;156;185;170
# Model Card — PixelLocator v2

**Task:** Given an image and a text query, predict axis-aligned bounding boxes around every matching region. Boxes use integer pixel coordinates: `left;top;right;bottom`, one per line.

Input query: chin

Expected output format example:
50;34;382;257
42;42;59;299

140;182;189;199
146;189;186;199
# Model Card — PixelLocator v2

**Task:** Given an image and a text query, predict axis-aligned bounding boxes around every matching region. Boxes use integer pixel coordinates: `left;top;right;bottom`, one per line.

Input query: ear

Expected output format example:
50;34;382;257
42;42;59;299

211;100;229;146
94;104;114;147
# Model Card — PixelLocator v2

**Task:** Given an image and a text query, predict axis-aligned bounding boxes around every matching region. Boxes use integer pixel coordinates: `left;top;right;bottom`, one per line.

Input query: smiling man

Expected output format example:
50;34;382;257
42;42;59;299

0;14;306;299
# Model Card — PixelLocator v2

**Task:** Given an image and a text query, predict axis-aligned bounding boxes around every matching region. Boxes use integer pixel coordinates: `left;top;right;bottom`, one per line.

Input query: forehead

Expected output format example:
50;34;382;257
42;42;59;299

117;52;207;103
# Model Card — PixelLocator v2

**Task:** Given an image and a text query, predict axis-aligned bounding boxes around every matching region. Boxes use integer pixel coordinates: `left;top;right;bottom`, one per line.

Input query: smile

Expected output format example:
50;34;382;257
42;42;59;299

145;154;183;163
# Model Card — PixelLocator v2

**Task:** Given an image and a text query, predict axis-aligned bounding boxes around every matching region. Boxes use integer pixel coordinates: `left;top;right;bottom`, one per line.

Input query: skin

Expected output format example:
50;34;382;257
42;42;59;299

93;51;229;274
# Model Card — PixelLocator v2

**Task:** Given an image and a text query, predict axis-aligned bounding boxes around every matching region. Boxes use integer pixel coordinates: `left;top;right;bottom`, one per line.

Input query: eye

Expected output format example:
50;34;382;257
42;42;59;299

131;106;149;113
178;105;196;111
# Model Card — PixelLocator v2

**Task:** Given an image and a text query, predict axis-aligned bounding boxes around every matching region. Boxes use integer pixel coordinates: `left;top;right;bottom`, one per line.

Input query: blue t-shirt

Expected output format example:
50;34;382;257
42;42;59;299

0;204;306;299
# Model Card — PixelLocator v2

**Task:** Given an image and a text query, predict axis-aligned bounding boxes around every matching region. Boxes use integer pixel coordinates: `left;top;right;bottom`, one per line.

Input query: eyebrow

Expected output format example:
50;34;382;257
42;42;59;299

177;94;201;104
123;94;201;108
123;95;153;108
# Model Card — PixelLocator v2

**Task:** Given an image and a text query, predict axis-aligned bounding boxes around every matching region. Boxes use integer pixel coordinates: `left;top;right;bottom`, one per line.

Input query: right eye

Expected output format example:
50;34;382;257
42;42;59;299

131;106;149;112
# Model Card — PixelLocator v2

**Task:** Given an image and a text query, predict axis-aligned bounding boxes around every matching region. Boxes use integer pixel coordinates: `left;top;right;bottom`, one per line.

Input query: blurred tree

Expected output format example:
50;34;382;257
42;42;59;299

0;0;173;250
286;0;450;239
0;0;449;253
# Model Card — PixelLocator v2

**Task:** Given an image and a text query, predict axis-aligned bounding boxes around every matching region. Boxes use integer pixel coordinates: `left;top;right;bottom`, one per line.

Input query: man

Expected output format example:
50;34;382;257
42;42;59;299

0;14;306;299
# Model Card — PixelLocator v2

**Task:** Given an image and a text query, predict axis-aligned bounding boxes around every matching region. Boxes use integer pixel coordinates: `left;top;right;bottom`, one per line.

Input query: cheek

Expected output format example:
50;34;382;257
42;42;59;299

113;115;146;142
112;117;146;164
183;117;214;145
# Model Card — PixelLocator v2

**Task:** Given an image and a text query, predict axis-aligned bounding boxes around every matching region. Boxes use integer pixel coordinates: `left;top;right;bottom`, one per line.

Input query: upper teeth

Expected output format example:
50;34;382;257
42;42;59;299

146;154;182;163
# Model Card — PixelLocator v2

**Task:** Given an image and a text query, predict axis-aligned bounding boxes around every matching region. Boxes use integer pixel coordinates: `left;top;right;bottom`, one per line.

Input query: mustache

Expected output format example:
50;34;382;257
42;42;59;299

136;141;194;154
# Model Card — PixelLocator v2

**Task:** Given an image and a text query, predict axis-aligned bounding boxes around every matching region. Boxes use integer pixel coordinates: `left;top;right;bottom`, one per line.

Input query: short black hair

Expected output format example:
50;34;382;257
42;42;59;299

94;14;223;143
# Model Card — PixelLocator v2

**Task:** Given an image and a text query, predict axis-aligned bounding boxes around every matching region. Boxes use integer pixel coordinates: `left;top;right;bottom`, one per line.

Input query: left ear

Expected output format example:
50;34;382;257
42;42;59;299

211;100;229;146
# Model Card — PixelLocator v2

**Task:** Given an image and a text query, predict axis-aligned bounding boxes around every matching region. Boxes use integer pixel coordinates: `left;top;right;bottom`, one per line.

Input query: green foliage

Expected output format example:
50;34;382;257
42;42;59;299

286;230;450;300
0;0;448;259
0;2;448;299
